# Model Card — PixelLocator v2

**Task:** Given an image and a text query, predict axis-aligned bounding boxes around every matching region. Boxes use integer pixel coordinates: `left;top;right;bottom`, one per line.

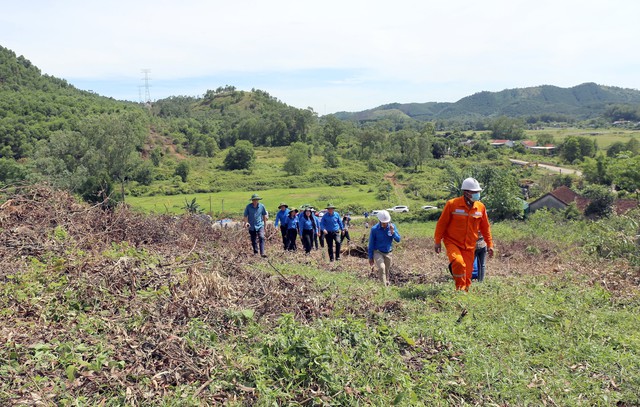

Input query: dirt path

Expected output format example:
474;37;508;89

383;172;408;204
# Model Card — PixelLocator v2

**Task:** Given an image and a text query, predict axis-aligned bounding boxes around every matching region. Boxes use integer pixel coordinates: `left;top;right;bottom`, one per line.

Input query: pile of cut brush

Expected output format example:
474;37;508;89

0;185;334;405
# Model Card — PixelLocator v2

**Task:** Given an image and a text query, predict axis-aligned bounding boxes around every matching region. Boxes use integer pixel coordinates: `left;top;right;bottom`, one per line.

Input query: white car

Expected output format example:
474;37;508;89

421;205;438;211
387;205;409;213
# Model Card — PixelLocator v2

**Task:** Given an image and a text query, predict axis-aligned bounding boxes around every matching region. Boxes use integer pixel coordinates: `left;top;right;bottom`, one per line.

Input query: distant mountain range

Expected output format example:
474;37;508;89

333;83;640;122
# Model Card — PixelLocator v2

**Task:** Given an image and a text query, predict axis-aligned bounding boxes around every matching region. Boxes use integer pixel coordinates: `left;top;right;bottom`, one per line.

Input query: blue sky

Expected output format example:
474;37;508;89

2;0;639;113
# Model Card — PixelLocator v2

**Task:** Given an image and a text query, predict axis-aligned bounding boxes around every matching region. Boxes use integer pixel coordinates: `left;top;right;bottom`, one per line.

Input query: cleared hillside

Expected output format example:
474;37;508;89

1;185;639;405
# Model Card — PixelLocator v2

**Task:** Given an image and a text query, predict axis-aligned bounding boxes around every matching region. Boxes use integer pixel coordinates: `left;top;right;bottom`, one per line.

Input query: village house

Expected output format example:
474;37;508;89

529;186;590;213
521;140;556;154
490;139;556;154
490;139;514;147
529;186;639;215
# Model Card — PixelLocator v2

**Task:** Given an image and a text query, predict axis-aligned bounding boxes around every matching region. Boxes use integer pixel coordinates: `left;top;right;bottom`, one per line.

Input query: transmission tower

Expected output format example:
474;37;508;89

141;69;152;105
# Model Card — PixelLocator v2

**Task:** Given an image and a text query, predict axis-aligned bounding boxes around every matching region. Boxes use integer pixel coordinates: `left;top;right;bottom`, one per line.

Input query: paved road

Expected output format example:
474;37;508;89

509;159;583;176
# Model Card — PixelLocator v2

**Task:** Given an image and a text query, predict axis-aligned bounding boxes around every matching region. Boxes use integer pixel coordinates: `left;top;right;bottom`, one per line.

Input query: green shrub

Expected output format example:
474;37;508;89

223;140;255;170
175;161;190;183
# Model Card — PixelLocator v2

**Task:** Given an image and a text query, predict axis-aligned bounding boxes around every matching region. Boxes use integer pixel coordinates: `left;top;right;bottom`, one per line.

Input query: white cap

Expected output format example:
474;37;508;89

461;177;482;192
377;210;391;223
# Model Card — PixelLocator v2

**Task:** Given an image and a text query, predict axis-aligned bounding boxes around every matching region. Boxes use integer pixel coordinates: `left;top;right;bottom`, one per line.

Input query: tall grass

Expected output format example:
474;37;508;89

218;263;640;405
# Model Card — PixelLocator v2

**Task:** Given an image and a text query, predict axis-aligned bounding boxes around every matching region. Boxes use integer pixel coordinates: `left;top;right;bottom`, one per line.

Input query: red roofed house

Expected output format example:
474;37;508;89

529;186;590;213
529;186;639;215
521;140;556;154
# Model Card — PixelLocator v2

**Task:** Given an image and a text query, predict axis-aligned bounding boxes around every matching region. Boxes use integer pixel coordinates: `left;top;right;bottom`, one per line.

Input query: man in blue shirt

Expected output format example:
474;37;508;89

243;193;268;257
319;203;344;262
274;202;290;250
368;210;401;286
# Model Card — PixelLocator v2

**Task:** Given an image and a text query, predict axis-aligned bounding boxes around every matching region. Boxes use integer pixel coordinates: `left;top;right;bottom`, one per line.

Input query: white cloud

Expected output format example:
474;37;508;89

2;0;640;112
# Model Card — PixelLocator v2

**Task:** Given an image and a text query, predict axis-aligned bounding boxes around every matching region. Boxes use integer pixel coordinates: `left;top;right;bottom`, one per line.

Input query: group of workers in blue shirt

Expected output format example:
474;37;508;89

274;202;347;261
244;193;402;283
244;186;492;289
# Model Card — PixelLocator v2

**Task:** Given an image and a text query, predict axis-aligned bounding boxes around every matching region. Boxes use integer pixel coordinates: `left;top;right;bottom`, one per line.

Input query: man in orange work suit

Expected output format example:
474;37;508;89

434;177;494;291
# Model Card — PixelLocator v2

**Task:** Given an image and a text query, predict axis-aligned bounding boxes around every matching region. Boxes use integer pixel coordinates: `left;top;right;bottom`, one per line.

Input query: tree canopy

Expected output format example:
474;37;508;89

223;140;255;170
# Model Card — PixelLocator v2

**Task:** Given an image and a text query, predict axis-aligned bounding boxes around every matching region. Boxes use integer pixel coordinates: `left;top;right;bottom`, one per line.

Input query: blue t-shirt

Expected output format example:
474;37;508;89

244;202;267;231
285;215;299;230
298;214;317;233
368;222;401;259
319;211;344;233
274;208;290;227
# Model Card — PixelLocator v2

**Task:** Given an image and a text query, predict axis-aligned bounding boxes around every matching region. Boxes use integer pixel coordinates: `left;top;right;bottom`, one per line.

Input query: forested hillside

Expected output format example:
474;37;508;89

151;86;317;155
0;46;137;158
335;83;640;123
0;45;324;200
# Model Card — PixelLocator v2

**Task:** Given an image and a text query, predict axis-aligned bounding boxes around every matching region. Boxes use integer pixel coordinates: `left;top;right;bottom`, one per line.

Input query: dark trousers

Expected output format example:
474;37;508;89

325;231;342;261
475;246;487;282
301;229;314;253
318;231;325;248
249;228;265;255
279;225;288;250
343;230;350;242
286;229;298;251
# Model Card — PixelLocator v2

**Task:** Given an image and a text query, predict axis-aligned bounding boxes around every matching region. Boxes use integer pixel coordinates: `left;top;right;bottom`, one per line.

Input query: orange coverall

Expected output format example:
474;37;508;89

434;196;493;291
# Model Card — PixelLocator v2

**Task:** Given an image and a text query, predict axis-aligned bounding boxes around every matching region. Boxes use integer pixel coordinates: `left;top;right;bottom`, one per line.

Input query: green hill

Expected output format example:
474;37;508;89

152;86;317;151
334;83;640;122
0;45;137;158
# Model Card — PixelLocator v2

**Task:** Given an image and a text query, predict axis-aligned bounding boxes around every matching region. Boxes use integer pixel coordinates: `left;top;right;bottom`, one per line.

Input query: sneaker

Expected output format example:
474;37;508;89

261;254;268;258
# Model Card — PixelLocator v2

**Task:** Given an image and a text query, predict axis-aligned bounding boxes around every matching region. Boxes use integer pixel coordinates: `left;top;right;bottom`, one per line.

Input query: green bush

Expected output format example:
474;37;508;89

223;140;255;170
175;161;190;183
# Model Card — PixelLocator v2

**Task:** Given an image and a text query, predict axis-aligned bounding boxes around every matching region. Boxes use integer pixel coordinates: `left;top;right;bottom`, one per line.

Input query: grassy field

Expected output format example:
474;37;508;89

526;127;640;148
460;128;639;149
252;262;640;406
128;185;391;216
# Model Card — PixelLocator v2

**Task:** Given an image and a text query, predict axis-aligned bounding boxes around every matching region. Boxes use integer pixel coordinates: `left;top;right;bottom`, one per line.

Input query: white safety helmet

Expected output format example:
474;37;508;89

377;210;391;223
461;177;482;192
